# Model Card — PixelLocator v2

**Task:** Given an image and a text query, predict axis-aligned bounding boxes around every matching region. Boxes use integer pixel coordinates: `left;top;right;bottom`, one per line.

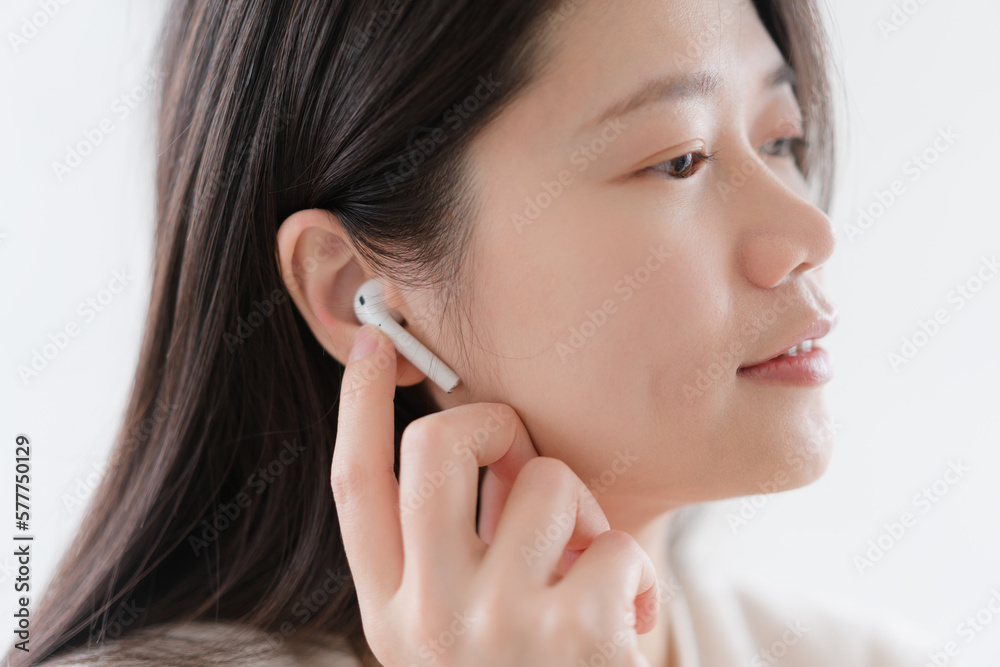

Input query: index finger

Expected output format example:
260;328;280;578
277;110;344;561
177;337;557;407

331;323;404;610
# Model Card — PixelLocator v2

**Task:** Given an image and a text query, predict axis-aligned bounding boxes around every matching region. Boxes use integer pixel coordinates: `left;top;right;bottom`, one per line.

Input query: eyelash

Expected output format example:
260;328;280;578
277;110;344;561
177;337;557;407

645;136;807;180
646;150;718;179
760;136;808;158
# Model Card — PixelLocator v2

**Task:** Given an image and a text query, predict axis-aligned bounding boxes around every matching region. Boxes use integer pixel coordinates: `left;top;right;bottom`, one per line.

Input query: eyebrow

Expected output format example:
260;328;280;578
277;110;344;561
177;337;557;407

579;62;797;137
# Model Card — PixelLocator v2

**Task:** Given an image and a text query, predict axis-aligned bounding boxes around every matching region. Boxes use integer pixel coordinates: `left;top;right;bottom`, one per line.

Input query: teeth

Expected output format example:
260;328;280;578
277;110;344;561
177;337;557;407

780;339;814;358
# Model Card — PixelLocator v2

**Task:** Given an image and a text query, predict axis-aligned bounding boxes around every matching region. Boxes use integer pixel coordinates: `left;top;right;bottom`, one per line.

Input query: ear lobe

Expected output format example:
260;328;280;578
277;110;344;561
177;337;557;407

275;208;427;387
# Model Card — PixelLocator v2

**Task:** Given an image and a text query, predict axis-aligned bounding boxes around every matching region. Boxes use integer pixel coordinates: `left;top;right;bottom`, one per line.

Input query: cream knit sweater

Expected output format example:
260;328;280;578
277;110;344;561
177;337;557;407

42;559;948;666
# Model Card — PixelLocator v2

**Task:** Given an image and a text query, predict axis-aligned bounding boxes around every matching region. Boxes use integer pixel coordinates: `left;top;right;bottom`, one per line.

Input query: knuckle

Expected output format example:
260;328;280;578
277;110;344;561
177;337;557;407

461;591;517;656
539;591;606;645
401;413;448;447
535;593;575;637
339;369;376;400
581;590;630;641
399;607;444;648
399;596;488;660
519;455;572;482
400;416;447;460
329;459;368;506
517;456;579;495
483;402;519;426
395;591;453;646
463;617;507;658
596;528;641;556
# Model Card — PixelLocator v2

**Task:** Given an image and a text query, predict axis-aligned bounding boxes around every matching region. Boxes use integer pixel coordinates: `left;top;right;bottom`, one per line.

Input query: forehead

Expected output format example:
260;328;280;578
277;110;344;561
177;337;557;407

482;0;784;146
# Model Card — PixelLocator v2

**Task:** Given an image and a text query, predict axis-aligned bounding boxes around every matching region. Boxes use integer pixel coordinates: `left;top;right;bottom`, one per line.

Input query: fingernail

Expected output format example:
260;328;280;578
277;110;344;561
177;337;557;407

349;324;380;362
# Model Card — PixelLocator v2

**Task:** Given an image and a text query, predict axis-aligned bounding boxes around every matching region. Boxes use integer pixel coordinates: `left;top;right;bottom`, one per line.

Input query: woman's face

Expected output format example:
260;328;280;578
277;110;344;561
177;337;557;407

414;0;839;523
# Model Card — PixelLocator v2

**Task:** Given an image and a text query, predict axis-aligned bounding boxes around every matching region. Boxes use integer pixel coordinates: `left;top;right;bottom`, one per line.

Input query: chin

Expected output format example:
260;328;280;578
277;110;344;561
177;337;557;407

736;391;838;496
776;422;837;491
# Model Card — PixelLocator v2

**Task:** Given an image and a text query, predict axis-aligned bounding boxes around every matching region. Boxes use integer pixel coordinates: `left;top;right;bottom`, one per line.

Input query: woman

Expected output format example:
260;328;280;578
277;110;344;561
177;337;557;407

15;0;934;665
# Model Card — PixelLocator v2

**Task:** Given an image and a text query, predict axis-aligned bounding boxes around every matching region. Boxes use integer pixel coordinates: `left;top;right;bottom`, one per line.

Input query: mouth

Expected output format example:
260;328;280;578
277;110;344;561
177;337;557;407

755;337;819;363
737;316;837;385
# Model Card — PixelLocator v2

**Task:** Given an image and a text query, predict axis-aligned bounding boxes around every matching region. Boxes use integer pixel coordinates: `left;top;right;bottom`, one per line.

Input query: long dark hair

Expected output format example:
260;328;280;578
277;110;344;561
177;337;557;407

14;0;835;664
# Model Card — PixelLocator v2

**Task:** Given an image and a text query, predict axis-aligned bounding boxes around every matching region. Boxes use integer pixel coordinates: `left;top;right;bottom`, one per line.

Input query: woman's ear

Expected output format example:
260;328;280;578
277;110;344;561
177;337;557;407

275;208;428;387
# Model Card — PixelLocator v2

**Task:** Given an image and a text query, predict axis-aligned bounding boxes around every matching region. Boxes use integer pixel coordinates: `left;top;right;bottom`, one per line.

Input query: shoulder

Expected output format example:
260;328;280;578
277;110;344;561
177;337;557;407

38;621;368;667
673;559;957;667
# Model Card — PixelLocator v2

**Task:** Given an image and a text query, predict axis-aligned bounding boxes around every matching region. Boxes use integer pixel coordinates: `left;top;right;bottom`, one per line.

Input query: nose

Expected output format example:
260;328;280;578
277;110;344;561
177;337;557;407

733;154;837;290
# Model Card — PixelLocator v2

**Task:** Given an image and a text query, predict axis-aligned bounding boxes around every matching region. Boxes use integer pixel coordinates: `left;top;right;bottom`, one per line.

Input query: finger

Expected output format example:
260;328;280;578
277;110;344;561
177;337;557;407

484;456;611;586
477;467;510;545
397;403;536;574
558;529;660;635
479;466;581;576
331;323;403;610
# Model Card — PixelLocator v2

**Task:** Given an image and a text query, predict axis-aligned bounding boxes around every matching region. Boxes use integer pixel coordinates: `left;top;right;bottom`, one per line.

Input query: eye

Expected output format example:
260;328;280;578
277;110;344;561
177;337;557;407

760;136;807;158
645;150;718;180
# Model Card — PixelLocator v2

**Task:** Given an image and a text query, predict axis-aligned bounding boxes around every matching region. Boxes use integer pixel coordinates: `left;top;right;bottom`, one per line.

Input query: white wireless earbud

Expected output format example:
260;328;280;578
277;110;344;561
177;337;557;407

353;278;461;394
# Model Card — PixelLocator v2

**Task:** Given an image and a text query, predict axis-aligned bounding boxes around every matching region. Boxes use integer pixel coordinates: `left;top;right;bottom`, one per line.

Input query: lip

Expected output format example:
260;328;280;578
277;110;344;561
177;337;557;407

737;345;833;384
739;315;838;370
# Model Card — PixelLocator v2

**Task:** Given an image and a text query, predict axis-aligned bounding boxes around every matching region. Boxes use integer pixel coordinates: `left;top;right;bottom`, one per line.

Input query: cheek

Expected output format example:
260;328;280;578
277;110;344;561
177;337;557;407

474;229;732;482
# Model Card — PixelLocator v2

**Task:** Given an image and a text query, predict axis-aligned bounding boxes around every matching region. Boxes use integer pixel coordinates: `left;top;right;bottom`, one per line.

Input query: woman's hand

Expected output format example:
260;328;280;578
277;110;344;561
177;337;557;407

332;323;659;667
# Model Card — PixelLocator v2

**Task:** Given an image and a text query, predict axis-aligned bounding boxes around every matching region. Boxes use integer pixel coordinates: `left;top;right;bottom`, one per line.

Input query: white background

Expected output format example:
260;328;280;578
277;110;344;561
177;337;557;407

1;1;998;665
